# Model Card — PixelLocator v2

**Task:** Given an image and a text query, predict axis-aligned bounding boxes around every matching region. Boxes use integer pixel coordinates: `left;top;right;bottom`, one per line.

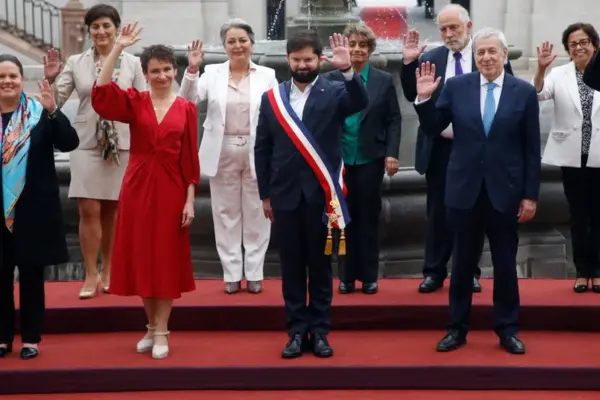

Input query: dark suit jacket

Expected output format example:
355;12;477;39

584;49;600;91
400;45;514;174
323;67;402;159
254;74;369;211
414;72;541;214
1;109;79;267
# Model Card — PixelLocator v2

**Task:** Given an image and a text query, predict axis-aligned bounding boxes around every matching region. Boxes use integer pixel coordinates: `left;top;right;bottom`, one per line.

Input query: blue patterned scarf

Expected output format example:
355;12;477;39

1;93;43;231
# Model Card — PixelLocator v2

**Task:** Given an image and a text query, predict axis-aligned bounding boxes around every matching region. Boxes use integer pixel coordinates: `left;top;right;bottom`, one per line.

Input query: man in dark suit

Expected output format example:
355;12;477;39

323;23;402;295
414;27;541;354
254;30;369;358
584;49;600;90
400;4;514;294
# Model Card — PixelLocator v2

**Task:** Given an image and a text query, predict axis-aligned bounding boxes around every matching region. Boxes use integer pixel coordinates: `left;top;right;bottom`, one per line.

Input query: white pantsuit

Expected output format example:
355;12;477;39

178;61;278;282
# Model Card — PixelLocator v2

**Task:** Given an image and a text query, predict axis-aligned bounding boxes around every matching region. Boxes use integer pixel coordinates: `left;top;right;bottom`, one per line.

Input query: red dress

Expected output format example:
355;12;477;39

91;82;200;299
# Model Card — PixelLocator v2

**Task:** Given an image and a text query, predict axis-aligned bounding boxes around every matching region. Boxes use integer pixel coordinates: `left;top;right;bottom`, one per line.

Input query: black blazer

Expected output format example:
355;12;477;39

400;45;514;174
584;49;600;91
1;108;79;267
254;74;369;211
414;72;541;214
323;67;402;159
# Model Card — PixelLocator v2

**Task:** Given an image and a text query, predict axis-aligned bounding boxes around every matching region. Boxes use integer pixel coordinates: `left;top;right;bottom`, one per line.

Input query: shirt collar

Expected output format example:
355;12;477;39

448;38;472;61
291;76;319;94
480;70;505;87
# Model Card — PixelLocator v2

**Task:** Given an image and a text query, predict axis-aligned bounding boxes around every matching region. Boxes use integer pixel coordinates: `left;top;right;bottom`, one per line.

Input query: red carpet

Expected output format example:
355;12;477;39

20;279;600;333
4;278;600;395
2;330;600;394
3;391;600;399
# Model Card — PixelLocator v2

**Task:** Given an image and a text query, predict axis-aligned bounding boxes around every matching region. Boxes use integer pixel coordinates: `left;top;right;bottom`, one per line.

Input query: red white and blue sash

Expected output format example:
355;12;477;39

267;83;350;231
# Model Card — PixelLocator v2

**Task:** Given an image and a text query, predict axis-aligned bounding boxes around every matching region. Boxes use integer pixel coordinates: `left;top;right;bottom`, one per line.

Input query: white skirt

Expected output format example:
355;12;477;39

68;148;129;201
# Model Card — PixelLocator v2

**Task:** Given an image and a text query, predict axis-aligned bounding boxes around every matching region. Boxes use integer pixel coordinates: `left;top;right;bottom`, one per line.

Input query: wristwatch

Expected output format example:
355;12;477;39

339;65;353;73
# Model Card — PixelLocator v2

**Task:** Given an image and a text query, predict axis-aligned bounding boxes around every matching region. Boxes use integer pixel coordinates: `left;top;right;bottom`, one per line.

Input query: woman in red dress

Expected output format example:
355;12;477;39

91;22;200;360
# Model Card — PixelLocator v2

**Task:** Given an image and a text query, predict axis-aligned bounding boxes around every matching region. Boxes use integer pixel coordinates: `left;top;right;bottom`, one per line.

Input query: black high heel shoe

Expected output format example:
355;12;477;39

591;279;600;293
0;344;13;358
573;279;589;293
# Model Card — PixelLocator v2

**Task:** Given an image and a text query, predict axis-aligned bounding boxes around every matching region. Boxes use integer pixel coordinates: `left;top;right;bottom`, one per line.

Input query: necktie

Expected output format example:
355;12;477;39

483;82;496;136
453;52;463;76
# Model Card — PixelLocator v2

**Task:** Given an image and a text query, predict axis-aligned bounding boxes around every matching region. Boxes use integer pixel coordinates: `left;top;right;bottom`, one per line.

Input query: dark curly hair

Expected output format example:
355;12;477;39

561;22;599;53
139;45;178;74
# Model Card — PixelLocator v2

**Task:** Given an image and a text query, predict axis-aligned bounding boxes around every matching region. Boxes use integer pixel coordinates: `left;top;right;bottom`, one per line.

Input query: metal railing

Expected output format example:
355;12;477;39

0;0;61;52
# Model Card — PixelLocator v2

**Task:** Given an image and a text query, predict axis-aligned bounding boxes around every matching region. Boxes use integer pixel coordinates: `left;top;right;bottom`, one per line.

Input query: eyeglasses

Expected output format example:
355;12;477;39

568;38;591;49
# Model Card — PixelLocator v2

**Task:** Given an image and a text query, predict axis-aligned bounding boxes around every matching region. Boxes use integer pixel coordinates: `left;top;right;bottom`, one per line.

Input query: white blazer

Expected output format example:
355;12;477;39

536;61;600;168
178;61;279;178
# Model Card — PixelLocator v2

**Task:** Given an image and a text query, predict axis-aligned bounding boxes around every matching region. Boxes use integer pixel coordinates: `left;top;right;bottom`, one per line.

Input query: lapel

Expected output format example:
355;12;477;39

565;62;583;116
592;90;600;118
216;61;230;126
360;67;383;123
248;61;262;133
301;77;326;125
467;73;486;136
435;48;449;93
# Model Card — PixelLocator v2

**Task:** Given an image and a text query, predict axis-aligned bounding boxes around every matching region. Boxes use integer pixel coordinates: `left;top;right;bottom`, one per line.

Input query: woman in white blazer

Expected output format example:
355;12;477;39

533;23;600;293
178;19;278;294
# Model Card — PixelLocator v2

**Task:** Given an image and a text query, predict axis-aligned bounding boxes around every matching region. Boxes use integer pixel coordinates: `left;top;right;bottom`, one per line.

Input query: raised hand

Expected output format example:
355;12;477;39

116;21;143;49
34;79;57;112
536;41;557;70
187;40;204;72
321;33;351;70
43;48;63;82
402;30;427;64
415;62;441;100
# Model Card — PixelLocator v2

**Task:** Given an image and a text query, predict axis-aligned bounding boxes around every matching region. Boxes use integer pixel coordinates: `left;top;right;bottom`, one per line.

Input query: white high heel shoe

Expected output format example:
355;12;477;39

136;325;155;353
152;331;170;359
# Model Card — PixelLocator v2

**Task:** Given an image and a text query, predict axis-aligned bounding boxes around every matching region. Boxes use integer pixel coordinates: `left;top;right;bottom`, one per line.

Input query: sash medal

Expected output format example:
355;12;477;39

267;83;351;255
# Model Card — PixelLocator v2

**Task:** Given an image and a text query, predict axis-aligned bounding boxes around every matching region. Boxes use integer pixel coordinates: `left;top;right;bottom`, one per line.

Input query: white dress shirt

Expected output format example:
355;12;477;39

289;70;355;119
440;39;473;138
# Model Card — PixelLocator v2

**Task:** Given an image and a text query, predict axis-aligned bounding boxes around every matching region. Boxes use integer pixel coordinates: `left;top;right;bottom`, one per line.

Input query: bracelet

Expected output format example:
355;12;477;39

48;107;58;119
339;65;352;73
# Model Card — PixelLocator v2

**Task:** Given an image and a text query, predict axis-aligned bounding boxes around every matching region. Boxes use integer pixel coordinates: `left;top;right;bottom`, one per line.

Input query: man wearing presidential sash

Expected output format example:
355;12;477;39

254;30;369;358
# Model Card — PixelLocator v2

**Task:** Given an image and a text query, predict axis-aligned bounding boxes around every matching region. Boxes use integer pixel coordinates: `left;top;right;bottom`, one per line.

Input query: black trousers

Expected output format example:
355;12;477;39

0;227;46;345
561;155;600;279
338;159;385;284
424;140;482;281
273;197;333;337
446;187;520;337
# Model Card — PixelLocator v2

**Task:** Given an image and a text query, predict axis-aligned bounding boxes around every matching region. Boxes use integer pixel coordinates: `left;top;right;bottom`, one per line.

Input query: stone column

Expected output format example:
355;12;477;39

60;0;86;60
286;0;302;20
202;0;229;44
229;0;267;40
503;0;533;70
470;0;506;33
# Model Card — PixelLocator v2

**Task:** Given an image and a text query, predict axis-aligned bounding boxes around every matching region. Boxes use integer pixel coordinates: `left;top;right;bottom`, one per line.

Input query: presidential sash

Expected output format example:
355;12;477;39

267;83;350;255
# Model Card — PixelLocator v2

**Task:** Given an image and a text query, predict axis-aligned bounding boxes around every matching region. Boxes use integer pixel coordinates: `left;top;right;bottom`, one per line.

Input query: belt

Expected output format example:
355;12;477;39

222;135;248;146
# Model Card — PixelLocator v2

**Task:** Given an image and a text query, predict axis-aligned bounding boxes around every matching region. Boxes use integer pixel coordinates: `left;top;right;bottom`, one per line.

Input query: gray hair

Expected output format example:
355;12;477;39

472;27;508;50
436;4;471;26
219;18;255;45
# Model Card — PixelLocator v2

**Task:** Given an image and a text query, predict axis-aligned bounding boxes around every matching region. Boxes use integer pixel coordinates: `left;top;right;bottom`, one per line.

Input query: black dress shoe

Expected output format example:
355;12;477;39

0;345;12;358
499;335;525;354
20;347;39;360
282;333;309;359
311;333;333;358
574;279;589;293
418;277;443;293
339;282;355;294
472;277;482;293
362;282;378;294
436;331;466;352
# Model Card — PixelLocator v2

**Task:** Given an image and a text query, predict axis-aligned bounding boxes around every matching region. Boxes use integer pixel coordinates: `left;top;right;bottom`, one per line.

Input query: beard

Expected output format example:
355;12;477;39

290;67;319;84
